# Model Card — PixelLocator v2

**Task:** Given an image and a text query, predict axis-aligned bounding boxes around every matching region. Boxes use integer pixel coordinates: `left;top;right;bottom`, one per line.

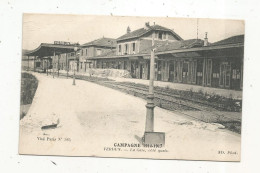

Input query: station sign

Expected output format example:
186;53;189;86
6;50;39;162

54;41;79;46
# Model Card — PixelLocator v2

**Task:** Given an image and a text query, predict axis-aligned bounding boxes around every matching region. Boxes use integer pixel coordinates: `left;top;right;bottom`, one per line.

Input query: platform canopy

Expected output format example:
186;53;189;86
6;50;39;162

24;43;80;57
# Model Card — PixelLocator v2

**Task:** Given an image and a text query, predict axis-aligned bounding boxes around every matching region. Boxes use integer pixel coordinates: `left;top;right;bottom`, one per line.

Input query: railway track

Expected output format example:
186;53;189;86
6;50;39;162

57;72;241;123
99;81;202;111
99;81;242;123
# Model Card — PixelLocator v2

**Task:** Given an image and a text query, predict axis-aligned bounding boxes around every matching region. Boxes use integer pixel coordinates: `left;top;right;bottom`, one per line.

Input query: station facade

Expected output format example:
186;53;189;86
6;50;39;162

23;22;244;91
49;37;117;73
89;23;244;90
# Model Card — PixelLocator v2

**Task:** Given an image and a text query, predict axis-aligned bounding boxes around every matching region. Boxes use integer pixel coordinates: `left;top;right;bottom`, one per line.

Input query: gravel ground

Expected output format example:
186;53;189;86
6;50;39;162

19;72;241;161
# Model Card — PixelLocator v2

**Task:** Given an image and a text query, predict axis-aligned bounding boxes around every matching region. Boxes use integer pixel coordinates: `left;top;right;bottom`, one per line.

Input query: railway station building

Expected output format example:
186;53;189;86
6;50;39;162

51;37;116;73
23;22;244;91
89;23;244;90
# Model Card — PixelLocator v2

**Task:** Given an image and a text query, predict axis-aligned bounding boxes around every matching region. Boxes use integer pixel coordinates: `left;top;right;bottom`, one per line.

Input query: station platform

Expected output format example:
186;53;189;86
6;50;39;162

110;77;243;99
56;70;242;99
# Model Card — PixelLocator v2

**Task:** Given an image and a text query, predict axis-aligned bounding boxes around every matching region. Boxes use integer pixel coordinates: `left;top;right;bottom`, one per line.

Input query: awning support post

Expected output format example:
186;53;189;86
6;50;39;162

53;50;55;78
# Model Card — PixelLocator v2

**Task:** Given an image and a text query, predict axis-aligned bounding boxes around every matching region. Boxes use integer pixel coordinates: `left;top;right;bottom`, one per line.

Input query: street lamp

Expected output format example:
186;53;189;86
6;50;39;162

143;38;165;146
73;46;78;85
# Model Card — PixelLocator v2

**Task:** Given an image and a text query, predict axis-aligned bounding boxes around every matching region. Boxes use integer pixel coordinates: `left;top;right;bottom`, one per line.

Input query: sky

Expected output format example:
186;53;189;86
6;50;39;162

22;13;245;50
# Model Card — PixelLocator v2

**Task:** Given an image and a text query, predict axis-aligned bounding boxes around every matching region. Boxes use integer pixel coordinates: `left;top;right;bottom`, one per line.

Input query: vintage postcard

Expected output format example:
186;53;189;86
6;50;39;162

19;13;244;161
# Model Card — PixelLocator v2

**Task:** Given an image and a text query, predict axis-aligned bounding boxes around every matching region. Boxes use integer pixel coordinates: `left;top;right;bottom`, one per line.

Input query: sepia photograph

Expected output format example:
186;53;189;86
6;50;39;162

19;13;244;161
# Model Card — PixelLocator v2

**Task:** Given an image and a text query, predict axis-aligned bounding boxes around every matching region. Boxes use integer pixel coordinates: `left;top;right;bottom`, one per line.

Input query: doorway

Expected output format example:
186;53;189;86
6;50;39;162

140;64;143;79
182;61;189;84
169;62;174;82
219;62;231;88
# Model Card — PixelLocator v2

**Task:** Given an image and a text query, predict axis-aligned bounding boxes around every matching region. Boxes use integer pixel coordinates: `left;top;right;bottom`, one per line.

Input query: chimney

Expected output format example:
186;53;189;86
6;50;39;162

127;26;131;34
144;22;150;30
204;32;209;46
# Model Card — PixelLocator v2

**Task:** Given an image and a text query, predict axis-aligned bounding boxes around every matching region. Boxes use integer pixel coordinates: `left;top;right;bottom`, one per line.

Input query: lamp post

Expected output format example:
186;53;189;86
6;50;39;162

145;38;156;133
73;47;78;85
143;37;165;146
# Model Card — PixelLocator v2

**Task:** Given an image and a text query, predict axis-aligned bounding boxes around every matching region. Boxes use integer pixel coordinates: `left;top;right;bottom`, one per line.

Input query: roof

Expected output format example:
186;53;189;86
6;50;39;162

87;49;116;59
139;39;204;54
89;39;204;59
81;37;116;48
22;49;30;56
89;35;244;60
24;43;77;57
211;35;244;46
117;24;183;41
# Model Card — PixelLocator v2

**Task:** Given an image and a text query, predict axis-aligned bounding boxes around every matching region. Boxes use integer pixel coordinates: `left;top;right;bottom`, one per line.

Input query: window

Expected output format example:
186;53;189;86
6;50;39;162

36;62;41;68
158;32;163;40
125;44;128;54
97;49;102;55
232;69;240;79
124;61;127;69
132;43;135;52
163;32;166;39
85;49;88;56
155;31;158;38
81;50;83;56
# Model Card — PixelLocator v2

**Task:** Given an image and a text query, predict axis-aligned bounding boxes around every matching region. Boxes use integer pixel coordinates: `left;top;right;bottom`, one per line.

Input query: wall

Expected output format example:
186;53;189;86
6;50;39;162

80;46;115;58
117;39;139;55
116;30;180;56
21;58;35;70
